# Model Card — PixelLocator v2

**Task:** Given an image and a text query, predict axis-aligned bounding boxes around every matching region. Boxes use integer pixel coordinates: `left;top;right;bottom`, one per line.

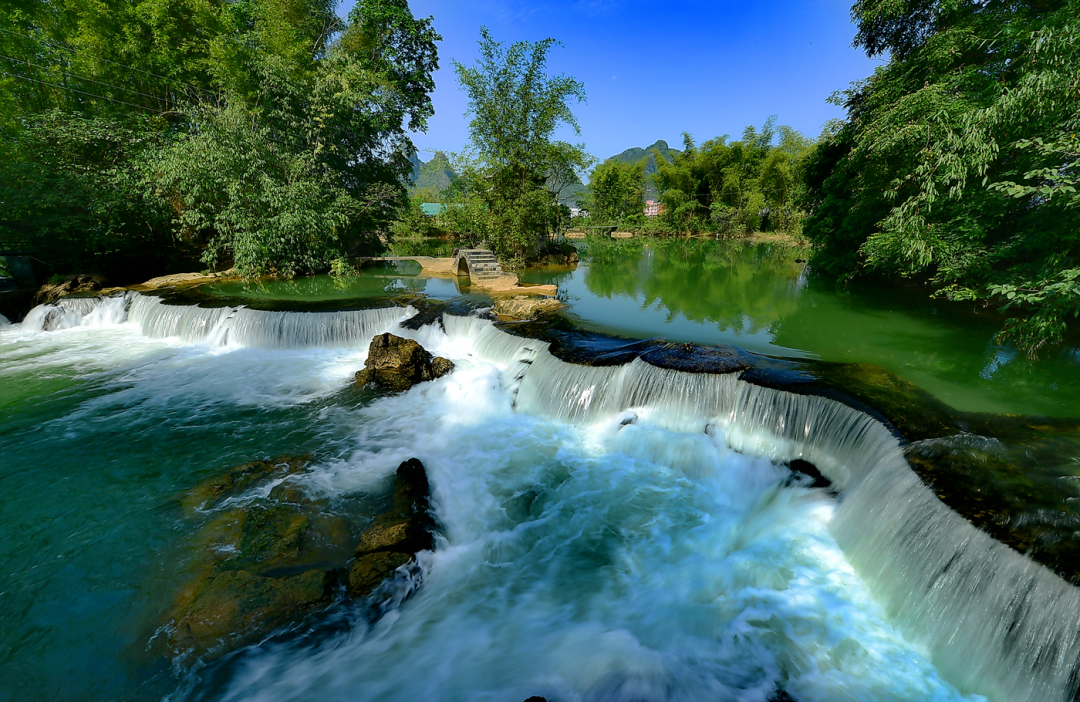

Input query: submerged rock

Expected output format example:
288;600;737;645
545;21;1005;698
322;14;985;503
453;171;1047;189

493;295;564;320
161;456;440;661
355;332;454;392
32;274;101;306
181;455;310;514
788;459;832;490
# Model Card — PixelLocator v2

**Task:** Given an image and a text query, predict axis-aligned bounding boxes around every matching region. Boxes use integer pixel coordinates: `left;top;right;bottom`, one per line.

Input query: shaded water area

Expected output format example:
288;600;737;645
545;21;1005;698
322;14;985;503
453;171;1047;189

2;242;1079;702
520;237;1080;419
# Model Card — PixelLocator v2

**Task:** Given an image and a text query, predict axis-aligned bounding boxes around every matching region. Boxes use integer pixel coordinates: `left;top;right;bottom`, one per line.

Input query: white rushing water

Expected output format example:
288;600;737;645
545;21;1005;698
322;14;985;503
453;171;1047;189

18;292;411;349
8;296;1079;702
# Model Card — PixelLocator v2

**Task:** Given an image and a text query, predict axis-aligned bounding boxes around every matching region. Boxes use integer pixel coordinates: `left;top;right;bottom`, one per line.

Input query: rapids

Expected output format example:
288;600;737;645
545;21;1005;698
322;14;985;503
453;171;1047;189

2;293;1077;702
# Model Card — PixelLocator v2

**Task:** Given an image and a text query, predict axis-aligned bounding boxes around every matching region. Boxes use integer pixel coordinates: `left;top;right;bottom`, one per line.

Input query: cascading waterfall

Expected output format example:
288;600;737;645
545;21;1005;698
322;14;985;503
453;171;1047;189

9;298;1078;701
442;314;1080;702
20;292;412;349
21;293;131;332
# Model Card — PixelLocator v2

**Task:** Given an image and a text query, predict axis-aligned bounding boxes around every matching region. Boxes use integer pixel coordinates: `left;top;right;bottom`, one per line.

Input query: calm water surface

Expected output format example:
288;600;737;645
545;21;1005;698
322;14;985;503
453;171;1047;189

521;237;1080;418
201;262;474;302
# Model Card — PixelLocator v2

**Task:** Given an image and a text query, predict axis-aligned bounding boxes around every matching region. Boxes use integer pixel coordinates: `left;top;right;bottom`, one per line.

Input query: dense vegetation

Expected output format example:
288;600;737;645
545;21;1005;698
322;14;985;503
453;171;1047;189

580;119;817;237
439;28;592;266
0;0;439;279
805;0;1080;355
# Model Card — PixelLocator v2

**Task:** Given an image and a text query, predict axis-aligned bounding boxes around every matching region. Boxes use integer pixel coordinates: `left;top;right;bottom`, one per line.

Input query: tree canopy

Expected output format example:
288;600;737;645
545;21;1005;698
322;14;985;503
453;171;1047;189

0;0;440;278
445;28;592;265
804;0;1080;355
582;119;815;237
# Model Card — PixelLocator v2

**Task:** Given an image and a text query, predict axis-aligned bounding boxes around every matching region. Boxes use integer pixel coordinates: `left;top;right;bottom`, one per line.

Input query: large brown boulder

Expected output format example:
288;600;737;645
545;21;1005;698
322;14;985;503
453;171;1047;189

355;333;454;392
347;458;438;597
32;274;101;306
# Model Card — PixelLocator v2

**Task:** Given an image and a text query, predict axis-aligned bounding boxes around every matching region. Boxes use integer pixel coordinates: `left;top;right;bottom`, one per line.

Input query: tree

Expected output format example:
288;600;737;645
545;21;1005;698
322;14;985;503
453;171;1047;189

635;120;813;236
803;0;1080;356
0;0;441;278
586;158;646;224
452;27;590;265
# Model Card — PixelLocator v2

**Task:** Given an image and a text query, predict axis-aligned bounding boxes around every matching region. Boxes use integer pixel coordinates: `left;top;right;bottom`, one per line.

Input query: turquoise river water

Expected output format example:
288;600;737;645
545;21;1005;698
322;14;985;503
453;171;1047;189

1;240;1077;702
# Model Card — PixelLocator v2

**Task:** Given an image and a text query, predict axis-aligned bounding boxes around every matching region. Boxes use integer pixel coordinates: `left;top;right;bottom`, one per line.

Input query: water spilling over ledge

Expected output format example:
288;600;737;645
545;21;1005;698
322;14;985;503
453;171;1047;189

9;292;1080;702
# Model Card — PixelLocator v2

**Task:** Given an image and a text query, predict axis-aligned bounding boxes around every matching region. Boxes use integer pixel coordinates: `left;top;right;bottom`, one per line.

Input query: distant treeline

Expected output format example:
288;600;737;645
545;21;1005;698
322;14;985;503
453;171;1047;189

578;117;815;237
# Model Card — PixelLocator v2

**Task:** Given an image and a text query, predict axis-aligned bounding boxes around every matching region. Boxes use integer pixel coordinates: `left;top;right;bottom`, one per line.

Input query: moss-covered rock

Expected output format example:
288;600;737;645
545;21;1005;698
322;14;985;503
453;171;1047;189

493;295;564;320
161;456;440;661
32;274;101;306
346;458;438;597
181;455;310;514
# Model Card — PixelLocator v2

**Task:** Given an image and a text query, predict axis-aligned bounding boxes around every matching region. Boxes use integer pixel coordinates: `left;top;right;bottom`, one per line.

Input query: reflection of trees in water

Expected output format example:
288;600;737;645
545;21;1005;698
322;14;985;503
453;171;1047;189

218;270;426;298
582;238;806;334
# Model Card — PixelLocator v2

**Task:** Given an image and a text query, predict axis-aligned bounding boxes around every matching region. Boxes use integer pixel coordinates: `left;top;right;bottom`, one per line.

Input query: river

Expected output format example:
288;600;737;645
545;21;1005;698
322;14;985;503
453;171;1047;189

1;239;1077;702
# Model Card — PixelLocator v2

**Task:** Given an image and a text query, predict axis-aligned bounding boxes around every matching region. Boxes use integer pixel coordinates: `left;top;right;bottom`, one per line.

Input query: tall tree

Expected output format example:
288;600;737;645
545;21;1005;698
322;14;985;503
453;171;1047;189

450;27;590;264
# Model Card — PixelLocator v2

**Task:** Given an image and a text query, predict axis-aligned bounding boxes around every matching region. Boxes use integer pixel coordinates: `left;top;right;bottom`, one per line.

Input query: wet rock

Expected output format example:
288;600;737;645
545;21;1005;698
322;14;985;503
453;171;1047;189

166;567;335;658
162;496;354;658
162;456;441;660
769;689;797;702
523;697;548;702
354;333;454;392
638;342;748;374
347;552;412;596
32;274;101;305
181;455;310;514
347;458;438;597
493;295;564;320
789;459;832;490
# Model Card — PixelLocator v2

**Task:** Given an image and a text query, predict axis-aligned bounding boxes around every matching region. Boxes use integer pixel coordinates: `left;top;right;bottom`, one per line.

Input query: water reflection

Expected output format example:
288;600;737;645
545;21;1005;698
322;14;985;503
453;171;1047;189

202;263;469;302
522;237;1080;418
582;238;805;335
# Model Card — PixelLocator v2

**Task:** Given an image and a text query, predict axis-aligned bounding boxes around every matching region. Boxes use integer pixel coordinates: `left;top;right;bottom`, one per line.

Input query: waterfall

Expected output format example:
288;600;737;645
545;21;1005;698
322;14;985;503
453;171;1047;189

20;292;412;349
21;294;131;332
12;298;1079;701
444;314;1080;702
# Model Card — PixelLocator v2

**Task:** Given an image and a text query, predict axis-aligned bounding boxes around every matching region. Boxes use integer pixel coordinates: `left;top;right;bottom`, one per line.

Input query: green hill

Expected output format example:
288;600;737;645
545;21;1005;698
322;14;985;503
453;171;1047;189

408;151;456;194
609;140;681;199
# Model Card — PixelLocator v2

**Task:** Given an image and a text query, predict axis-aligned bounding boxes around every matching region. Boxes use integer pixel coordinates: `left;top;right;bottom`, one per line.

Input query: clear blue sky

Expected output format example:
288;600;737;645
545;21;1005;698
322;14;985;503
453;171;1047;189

337;0;881;161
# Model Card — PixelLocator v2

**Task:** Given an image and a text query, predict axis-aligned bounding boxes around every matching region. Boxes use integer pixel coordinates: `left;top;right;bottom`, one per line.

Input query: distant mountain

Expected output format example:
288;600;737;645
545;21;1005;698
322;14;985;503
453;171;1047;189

408;151;456;194
551;178;587;208
608;140;681;199
610;139;681;170
408;150;585;207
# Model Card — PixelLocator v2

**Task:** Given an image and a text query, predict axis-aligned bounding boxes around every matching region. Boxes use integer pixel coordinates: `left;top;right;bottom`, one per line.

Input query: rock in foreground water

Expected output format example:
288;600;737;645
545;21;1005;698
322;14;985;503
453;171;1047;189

161;456;439;661
355;332;454;392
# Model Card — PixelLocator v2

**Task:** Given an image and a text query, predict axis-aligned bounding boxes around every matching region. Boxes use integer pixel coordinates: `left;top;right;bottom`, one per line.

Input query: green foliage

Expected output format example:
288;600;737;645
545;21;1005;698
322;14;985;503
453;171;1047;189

583;159;645;223
448;28;592;265
0;0;440;279
804;0;1080;355
583;120;814;236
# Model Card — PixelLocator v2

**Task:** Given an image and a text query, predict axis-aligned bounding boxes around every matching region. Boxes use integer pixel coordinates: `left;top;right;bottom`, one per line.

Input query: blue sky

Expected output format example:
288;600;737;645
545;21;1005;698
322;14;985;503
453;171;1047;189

338;0;881;161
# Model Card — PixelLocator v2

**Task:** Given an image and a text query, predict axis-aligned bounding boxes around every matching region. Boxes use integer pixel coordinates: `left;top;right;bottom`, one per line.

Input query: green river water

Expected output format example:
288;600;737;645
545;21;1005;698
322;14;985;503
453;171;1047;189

521;237;1080;419
1;239;1077;702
